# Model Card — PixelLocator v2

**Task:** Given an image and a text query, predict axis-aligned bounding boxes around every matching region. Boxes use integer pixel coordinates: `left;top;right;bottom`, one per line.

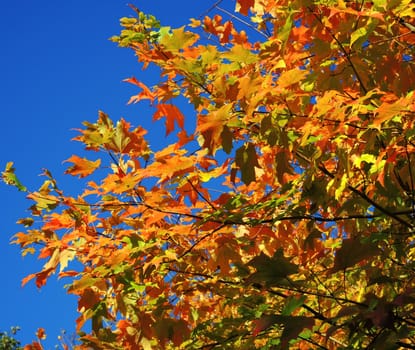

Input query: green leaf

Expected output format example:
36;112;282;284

334;173;348;200
129;281;147;293
350;19;378;49
353;153;376;168
235;143;259;184
278;9;294;43
332;238;380;272
221;125;233;154
2;162;27;191
69;276;101;292
279;316;314;349
247;249;298;287
281;295;307;316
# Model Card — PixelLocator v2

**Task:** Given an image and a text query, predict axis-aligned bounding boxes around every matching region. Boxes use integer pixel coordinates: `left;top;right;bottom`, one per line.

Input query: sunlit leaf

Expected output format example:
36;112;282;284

64;155;101;178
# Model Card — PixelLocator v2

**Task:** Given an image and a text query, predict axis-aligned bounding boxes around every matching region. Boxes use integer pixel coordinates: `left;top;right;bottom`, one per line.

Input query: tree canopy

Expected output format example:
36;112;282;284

0;327;21;350
4;0;415;348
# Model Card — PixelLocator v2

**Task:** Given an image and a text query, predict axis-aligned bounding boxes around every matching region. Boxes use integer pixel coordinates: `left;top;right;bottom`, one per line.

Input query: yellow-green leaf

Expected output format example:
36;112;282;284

2;162;27;191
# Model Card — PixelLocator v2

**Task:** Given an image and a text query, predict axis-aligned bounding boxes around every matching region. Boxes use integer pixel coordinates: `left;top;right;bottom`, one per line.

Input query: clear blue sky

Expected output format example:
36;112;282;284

0;1;216;347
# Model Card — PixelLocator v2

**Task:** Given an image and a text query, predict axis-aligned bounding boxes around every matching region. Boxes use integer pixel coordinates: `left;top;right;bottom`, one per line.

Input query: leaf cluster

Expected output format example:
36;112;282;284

4;0;415;349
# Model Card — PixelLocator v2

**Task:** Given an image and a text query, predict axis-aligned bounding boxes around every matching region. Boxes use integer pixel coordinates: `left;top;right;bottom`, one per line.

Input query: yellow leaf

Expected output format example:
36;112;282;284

59;249;76;272
277;68;308;89
43;248;60;271
222;44;257;65
159;26;198;51
335;174;348;201
372;99;405;129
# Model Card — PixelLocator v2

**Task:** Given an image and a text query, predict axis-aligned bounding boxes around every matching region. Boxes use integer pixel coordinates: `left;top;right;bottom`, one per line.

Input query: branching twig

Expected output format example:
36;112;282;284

296;150;413;228
185;176;217;210
178;223;226;259
197;0;224;19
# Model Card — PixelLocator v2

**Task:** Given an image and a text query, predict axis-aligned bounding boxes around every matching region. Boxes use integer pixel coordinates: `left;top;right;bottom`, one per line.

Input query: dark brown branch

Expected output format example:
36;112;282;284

168;267;369;324
266;288;334;324
308;6;367;94
27;191;415;229
185;176;217;210
396;342;415;350
298;335;330;350
268;285;368;308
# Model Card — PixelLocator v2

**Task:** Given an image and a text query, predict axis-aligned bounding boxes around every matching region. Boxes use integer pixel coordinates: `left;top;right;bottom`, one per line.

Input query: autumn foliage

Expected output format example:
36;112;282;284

4;0;415;348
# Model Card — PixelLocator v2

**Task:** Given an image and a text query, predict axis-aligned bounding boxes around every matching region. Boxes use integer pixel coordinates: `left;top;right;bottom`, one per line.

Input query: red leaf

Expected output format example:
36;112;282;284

22;268;54;288
235;0;255;16
252;315;278;336
24;342;43;350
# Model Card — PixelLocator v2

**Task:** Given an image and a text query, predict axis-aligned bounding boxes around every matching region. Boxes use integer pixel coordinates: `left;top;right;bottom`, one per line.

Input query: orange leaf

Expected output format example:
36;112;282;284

58;270;79;278
22;273;36;287
43;212;74;231
124;77;155;103
64;155;101;178
34;269;54;288
153;104;185;135
176;130;194;148
36;327;46;340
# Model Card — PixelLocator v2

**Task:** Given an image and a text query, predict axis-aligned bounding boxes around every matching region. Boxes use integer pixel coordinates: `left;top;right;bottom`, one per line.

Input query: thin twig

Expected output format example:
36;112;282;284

405;139;415;216
197;0;224;19
216;6;270;39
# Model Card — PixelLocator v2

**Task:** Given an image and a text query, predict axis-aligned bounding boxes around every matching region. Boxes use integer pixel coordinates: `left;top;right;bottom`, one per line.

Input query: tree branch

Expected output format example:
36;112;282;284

296;151;414;228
